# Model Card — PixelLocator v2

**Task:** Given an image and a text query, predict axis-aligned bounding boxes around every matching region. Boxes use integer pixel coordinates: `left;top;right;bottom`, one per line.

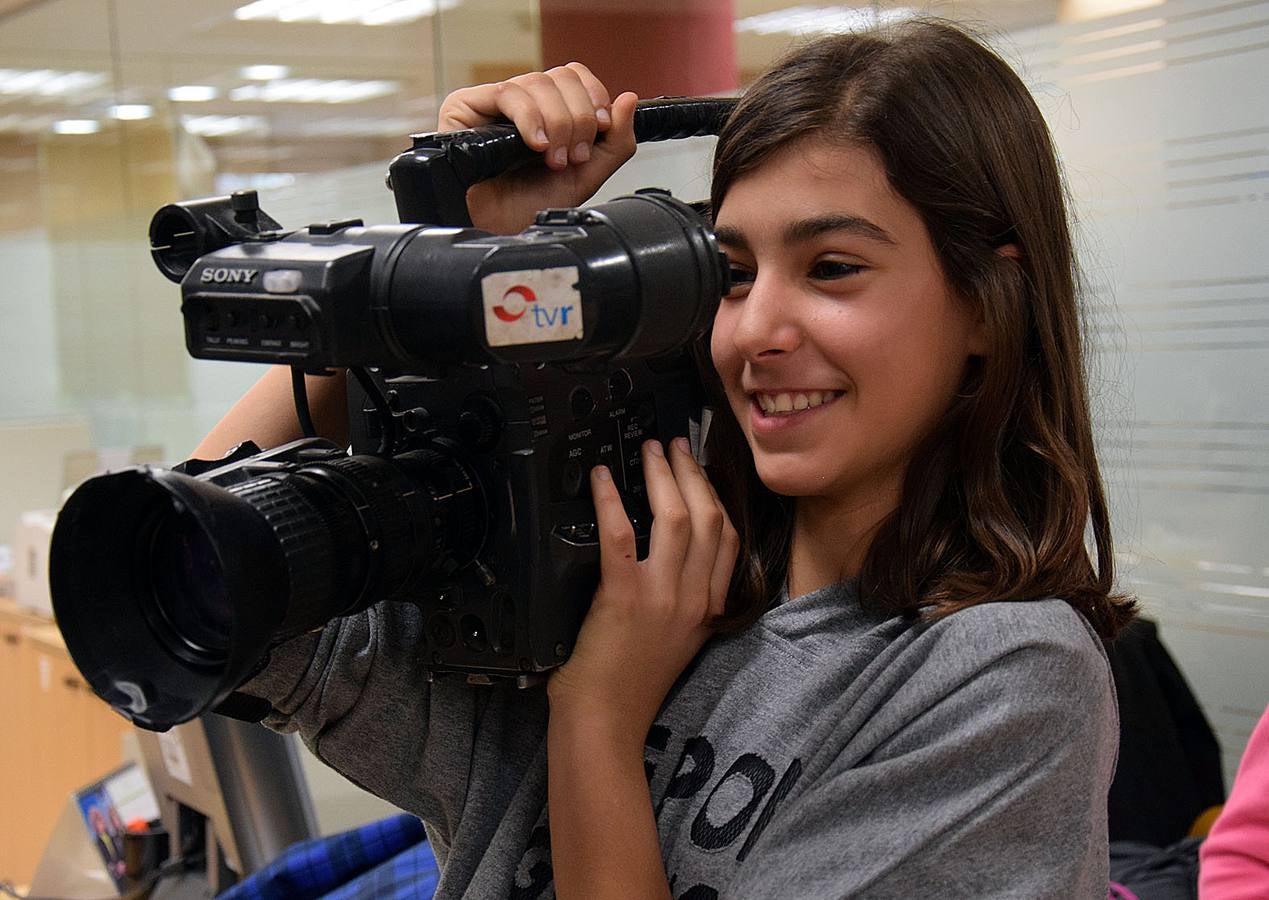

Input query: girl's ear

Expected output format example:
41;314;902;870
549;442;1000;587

967;243;1022;356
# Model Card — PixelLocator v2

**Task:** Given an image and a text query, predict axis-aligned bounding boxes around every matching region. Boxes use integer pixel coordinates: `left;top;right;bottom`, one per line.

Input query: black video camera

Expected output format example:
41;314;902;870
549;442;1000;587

48;99;735;731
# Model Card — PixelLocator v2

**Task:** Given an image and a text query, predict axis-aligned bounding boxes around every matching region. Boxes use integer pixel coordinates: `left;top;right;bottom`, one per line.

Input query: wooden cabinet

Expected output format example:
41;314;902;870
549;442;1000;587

0;598;132;886
0;600;35;883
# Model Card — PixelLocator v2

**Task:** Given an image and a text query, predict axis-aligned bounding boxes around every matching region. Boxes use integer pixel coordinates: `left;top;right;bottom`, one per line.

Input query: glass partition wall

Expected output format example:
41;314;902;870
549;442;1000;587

1;0;1265;823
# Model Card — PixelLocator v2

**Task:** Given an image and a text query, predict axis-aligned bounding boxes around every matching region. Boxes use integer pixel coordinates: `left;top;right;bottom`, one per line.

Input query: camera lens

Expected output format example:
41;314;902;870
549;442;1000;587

51;448;484;730
146;502;233;657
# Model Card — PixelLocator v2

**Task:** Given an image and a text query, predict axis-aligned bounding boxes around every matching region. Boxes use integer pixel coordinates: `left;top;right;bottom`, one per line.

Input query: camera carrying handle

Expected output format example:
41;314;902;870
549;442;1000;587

387;96;737;227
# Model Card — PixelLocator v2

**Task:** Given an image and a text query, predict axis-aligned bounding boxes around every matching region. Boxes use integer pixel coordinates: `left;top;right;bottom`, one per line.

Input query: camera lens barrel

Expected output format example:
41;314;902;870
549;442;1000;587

50;447;482;730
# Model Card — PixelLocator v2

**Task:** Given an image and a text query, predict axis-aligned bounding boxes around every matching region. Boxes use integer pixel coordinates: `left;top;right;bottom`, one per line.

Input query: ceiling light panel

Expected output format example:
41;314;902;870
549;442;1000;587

53;119;100;134
0;69;108;98
241;65;290;81
230;79;398;104
235;0;458;26
734;5;917;36
169;85;219;102
110;104;153;120
182;114;267;136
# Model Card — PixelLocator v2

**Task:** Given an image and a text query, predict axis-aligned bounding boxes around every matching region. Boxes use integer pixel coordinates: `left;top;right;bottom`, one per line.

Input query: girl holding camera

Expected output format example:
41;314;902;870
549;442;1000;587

211;18;1134;898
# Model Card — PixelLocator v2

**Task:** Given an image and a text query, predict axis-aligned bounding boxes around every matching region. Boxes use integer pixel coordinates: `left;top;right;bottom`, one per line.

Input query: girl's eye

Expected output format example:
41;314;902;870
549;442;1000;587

726;265;755;294
809;260;863;280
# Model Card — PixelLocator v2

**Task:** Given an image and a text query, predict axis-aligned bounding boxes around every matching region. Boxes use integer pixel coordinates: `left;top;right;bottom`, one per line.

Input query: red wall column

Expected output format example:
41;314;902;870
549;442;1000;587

539;0;737;98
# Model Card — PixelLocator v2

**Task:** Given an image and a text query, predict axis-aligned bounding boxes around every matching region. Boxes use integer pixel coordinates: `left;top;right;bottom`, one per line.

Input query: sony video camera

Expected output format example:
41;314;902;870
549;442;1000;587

48;99;735;731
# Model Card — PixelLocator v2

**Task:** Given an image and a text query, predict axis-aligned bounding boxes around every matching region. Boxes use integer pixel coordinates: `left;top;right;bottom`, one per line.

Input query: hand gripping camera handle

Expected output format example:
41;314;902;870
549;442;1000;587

450;97;736;179
388;97;737;227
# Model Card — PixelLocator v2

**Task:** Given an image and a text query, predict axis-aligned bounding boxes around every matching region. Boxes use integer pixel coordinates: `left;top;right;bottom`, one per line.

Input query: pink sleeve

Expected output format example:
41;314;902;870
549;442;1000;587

1199;704;1269;898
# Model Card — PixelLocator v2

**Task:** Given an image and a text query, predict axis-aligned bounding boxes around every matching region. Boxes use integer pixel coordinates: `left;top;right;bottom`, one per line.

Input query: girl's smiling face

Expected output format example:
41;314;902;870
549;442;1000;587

710;139;988;510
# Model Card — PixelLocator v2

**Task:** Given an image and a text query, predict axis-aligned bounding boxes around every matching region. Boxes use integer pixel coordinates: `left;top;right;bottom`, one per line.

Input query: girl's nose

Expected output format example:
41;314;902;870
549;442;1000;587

729;273;803;360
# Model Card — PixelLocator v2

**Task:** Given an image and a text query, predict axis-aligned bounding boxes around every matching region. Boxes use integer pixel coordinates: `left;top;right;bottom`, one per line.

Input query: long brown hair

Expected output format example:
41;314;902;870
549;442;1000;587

704;19;1135;642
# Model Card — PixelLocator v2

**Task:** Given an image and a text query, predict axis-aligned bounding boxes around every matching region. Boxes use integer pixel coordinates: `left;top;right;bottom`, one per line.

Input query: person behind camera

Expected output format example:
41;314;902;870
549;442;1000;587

196;18;1135;899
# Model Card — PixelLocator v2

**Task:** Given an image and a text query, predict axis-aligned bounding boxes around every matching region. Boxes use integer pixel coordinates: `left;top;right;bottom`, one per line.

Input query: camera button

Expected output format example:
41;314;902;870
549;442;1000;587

561;459;585;499
460;615;487;653
569;387;595;421
429;616;456;648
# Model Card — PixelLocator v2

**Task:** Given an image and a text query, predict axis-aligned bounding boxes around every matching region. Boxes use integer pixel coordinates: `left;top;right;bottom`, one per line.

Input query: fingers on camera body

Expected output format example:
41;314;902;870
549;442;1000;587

590;439;737;622
439;62;617;171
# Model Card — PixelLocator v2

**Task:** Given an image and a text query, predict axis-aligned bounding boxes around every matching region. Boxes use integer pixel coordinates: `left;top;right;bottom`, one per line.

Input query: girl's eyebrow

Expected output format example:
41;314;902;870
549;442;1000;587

715;214;896;251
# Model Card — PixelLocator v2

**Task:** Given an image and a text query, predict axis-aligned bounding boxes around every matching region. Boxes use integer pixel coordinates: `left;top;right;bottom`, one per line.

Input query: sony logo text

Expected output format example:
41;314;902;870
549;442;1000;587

201;268;258;284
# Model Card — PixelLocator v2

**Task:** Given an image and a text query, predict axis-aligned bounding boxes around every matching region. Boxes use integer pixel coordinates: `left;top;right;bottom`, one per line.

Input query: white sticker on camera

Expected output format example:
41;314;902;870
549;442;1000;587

482;267;583;347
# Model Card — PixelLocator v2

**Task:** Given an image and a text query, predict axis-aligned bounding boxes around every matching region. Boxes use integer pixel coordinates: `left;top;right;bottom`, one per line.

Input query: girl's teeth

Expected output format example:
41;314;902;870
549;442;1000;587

756;390;838;416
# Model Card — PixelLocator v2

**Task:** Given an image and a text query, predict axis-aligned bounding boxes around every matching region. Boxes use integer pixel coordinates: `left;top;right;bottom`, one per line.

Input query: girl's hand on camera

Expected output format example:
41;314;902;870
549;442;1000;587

436;62;638;235
547;438;739;747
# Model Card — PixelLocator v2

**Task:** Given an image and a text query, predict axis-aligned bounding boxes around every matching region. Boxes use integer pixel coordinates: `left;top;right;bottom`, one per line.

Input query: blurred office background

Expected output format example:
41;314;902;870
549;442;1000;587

0;0;1264;861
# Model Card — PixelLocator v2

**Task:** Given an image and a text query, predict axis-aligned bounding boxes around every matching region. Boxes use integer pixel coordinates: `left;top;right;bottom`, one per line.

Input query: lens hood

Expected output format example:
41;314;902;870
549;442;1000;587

50;467;290;730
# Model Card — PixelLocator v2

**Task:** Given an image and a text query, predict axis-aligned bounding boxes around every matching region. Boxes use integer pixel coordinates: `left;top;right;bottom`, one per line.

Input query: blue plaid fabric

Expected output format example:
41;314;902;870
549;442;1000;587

218;813;438;900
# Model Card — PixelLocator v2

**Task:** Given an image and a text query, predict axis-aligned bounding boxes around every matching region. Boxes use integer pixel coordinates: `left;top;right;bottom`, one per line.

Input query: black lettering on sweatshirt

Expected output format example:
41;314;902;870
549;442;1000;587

656;735;715;817
736;757;802;862
690;752;775;851
645;723;672;782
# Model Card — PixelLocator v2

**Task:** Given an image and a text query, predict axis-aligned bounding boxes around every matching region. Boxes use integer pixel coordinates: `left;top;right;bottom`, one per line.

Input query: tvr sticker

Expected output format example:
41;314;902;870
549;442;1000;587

482;267;583;347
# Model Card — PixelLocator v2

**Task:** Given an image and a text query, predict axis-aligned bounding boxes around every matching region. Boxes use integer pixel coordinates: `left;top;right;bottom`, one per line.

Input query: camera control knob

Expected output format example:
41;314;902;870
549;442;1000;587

458;396;502;450
401;407;431;433
569;387;595;421
607;369;633;401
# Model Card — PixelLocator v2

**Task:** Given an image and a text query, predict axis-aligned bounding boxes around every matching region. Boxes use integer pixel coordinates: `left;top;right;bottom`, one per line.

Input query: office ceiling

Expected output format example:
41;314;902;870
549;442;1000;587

0;0;1064;169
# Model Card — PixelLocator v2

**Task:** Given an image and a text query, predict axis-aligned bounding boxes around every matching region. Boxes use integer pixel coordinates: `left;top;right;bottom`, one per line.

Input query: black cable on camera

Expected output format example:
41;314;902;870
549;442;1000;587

350;366;396;456
290;366;319;439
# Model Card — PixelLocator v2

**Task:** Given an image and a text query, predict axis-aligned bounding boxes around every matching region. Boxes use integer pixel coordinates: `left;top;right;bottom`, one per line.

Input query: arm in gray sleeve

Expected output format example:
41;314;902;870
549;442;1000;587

238;599;483;840
732;606;1118;900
